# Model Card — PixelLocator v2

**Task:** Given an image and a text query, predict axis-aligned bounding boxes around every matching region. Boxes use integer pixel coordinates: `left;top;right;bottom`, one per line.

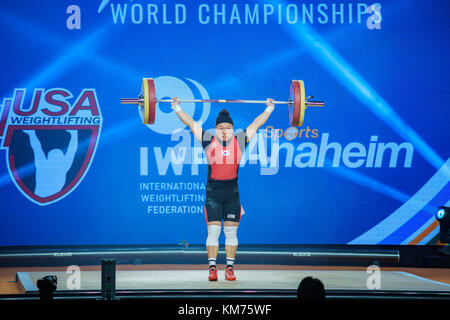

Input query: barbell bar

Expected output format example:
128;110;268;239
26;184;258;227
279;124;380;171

121;78;324;126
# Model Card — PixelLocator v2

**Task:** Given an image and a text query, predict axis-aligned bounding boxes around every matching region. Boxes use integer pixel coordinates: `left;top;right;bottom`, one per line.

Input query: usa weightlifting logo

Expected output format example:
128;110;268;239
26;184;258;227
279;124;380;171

0;88;102;205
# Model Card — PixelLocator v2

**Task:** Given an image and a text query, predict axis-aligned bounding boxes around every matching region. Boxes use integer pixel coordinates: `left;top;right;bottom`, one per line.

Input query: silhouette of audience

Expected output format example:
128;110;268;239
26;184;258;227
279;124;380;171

297;276;326;301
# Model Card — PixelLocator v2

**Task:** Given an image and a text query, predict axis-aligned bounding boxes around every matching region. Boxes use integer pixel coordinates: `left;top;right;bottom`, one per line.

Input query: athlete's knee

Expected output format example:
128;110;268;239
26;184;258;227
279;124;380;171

223;225;238;247
206;224;221;247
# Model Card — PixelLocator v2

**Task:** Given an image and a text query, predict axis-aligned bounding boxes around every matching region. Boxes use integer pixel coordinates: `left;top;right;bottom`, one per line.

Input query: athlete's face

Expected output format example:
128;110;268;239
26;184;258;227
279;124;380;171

215;123;234;142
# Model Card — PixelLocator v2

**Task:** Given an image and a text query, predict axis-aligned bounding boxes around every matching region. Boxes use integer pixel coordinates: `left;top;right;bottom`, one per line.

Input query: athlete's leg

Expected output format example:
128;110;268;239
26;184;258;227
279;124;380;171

205;194;223;281
206;221;221;266
223;190;241;281
223;188;241;264
223;221;239;265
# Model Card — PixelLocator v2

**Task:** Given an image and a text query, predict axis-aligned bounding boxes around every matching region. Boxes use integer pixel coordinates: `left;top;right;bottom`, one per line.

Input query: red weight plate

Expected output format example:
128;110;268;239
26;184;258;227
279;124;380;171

146;78;156;124
288;80;305;126
288;80;300;126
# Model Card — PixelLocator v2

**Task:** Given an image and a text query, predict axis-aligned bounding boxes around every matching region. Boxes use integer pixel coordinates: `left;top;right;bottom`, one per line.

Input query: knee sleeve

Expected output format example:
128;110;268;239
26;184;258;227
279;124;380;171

224;226;238;247
206;225;221;247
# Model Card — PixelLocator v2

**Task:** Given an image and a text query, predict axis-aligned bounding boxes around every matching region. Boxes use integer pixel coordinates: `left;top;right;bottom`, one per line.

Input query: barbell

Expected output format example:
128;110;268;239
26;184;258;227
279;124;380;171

121;78;324;126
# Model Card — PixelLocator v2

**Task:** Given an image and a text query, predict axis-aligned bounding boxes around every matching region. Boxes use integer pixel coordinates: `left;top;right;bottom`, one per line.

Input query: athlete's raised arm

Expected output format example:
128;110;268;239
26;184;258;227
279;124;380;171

171;97;203;142
23;130;46;162
245;98;275;143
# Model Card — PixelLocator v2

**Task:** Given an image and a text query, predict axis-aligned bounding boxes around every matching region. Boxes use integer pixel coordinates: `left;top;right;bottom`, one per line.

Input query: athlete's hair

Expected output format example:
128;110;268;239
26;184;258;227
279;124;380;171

215;109;233;126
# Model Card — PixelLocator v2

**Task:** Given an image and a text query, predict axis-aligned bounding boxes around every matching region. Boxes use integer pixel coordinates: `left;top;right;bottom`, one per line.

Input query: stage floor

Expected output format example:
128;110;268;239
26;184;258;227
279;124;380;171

16;267;450;293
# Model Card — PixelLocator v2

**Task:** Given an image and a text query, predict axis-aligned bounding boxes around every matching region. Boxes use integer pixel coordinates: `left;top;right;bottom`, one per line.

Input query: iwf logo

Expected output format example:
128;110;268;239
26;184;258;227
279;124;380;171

0;88;102;205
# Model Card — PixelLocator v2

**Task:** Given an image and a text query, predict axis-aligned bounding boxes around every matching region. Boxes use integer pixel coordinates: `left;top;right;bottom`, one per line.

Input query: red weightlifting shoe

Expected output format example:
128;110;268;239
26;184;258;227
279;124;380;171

225;265;236;281
208;266;218;281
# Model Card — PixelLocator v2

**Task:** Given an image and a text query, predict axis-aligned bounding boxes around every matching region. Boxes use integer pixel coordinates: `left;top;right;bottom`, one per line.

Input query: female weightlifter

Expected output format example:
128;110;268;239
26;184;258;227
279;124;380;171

171;97;275;281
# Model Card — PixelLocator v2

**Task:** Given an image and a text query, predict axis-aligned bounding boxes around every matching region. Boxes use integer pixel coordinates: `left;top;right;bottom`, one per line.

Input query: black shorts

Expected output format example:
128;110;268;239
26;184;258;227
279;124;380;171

204;181;241;223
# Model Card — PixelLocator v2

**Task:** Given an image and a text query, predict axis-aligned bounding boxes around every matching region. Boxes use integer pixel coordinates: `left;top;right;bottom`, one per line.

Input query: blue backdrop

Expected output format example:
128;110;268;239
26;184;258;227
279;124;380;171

0;0;449;246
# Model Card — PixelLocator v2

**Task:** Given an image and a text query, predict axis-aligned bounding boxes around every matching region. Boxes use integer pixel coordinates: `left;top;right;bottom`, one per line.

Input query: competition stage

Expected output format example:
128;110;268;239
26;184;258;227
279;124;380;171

1;244;450;303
